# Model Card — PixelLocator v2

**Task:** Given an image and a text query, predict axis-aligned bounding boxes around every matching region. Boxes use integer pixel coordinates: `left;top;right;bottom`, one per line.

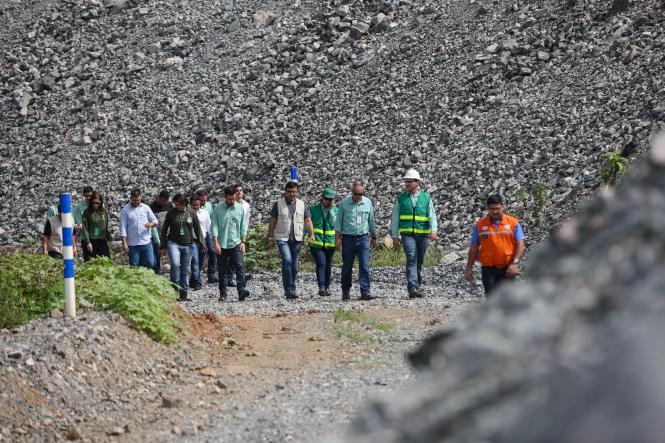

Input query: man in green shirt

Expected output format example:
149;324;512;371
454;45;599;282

160;194;205;301
334;180;377;301
74;186;94;260
391;169;439;298
196;189;218;283
212;186;249;302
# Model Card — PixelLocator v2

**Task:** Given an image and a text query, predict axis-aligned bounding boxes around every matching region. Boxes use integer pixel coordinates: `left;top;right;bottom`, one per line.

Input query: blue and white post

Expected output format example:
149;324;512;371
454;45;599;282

290;165;298;182
59;193;76;318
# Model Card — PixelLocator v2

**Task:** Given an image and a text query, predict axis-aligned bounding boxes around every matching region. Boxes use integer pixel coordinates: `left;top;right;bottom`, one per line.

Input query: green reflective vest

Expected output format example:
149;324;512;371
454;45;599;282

310;203;337;249
398;192;431;235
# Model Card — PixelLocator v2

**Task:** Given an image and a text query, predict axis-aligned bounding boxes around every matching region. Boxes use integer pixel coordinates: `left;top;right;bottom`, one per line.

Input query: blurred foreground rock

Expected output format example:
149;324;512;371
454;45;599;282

337;140;665;442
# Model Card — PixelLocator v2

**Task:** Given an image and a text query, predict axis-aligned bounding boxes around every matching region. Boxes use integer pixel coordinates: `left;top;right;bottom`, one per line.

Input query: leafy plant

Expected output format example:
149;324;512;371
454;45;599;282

244;224;282;272
0;254;185;344
0;253;64;329
600;148;629;186
514;183;551;227
77;258;185;344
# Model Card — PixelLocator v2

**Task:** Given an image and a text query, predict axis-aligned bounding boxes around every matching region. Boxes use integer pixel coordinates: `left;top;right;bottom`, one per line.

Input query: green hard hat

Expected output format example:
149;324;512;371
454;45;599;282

322;188;335;199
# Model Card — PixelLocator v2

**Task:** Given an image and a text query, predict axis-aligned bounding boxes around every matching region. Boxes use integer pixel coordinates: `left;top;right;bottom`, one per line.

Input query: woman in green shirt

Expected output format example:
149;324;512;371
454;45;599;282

81;191;112;260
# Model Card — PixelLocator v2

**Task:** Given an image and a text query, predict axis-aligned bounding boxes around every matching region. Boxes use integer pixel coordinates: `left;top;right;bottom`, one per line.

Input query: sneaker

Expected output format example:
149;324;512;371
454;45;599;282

359;294;375;301
208;276;219;284
179;293;191;302
193;284;202;291
415;289;424;298
342;292;350;301
238;289;250;302
408;289;418;299
218;294;228;302
228;281;237;288
286;292;298;300
318;288;326;297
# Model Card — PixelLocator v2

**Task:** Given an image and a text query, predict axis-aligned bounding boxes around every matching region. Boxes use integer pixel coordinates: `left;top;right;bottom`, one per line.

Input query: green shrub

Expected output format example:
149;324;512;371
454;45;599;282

514;183;551;227
244;224;282;272
0;253;64;329
0;254;185;344
601;148;629;186
77;258;185;344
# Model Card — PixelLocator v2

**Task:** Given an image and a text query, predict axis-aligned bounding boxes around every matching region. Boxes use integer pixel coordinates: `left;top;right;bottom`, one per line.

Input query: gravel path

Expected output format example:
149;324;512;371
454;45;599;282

180;262;484;317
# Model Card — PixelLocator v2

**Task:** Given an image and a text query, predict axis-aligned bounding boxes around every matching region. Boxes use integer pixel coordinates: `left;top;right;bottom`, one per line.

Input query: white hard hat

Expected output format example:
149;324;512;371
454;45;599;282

403;169;421;181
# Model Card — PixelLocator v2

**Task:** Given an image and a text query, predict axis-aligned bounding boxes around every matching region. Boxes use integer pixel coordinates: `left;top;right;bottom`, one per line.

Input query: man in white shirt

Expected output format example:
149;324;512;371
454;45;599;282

120;188;158;269
227;183;252;286
190;195;212;291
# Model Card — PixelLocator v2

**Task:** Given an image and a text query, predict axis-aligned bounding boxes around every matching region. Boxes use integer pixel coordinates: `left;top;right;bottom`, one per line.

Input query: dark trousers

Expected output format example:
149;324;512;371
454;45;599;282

205;234;217;278
341;234;371;296
310;247;334;290
81;238;91;261
84;239;110;261
481;266;508;295
218;245;246;297
152;240;161;274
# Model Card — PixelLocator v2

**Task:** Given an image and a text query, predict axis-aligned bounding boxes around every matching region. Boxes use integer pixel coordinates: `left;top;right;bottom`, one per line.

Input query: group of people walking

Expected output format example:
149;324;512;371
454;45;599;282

42;169;526;301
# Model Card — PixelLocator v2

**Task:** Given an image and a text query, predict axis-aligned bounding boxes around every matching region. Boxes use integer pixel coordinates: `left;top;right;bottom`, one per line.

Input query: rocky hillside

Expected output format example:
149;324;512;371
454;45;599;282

1;0;663;247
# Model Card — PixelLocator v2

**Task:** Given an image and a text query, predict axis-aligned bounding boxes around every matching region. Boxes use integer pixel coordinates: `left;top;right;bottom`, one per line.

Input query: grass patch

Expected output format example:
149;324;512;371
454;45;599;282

332;308;393;343
0;253;185;344
244;224;282;272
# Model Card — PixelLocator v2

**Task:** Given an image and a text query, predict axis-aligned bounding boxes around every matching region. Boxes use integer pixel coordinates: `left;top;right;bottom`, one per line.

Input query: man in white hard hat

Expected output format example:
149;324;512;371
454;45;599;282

391;169;438;298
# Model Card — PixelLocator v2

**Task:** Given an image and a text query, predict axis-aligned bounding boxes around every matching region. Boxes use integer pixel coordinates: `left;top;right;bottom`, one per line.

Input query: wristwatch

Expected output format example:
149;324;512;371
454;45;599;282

513;258;520;264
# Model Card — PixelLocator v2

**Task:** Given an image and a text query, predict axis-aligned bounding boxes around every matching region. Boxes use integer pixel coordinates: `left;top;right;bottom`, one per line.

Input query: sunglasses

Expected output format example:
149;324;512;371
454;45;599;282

91;201;101;205
322;197;332;201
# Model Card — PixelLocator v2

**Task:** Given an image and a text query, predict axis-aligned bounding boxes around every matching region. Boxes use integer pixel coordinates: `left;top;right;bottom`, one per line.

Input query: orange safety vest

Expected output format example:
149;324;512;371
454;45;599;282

476;214;519;268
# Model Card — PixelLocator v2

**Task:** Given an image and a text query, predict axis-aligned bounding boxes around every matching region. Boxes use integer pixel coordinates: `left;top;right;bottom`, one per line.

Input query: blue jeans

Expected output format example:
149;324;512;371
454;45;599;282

167;241;194;295
152;240;161;274
401;235;429;291
217;245;246;297
205;234;217;278
128;243;154;269
190;242;201;287
341;234;370;295
310;247;334;290
277;240;302;294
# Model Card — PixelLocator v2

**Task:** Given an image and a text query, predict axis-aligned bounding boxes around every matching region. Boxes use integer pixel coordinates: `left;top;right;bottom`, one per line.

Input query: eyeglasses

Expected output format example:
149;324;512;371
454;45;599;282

91;201;101;205
353;192;364;197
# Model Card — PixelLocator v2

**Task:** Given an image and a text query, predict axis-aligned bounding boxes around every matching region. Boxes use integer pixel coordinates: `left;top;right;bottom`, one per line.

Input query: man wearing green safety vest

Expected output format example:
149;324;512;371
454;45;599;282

391;169;438;298
309;188;338;297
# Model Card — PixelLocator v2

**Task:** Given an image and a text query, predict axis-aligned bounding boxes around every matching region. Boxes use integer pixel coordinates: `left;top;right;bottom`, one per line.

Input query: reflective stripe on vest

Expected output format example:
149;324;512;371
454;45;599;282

476;214;519;268
310;204;337;249
398;192;431;235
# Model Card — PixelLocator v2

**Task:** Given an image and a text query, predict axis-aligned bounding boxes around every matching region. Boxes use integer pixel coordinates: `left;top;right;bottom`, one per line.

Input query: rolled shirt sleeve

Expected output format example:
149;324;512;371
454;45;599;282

514;223;525;241
334;204;344;232
470;225;480;245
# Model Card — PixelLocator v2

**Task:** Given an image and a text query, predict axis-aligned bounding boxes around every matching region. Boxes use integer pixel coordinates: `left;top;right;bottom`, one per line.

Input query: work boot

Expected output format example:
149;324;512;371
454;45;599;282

218;293;227;302
359;293;375;301
415;289;424;298
208;275;219;284
318;288;326;297
286;292;298;300
324;289;331;297
228;281;237;288
238;289;250;302
179;292;191;302
342;292;350;301
193;284;202;291
408;289;418;299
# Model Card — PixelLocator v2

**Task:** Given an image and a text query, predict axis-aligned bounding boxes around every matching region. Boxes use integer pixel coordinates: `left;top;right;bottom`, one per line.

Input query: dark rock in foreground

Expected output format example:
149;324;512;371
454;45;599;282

336;139;665;442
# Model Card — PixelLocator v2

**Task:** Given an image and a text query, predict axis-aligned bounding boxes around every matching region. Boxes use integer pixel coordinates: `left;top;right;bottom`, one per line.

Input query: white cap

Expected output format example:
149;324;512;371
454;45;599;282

402;169;421;181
